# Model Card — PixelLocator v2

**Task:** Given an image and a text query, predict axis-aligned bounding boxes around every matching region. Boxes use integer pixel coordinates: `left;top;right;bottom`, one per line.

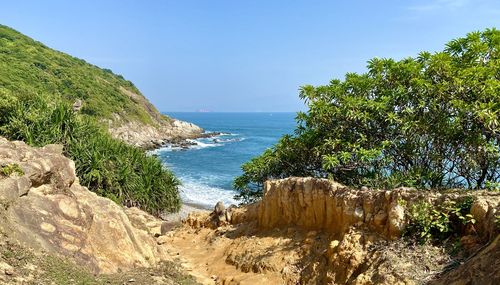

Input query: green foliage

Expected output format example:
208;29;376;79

0;24;160;125
404;196;476;243
0;163;24;177
235;29;500;201
485;181;500;191
0;93;180;214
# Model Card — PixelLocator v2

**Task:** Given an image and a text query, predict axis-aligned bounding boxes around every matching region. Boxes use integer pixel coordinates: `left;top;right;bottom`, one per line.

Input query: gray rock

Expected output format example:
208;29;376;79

72;99;83;112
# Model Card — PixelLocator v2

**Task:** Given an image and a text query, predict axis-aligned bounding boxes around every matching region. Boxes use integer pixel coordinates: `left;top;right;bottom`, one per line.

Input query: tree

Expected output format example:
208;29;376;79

234;29;500;203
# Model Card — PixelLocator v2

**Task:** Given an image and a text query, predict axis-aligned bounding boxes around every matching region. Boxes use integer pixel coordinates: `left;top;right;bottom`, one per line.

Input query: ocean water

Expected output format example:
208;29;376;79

153;112;296;208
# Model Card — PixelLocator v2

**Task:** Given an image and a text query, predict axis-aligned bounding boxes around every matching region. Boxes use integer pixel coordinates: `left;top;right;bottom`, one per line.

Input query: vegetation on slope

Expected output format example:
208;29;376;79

0;25;180;213
0;24;164;125
0;93;181;213
235;29;500;202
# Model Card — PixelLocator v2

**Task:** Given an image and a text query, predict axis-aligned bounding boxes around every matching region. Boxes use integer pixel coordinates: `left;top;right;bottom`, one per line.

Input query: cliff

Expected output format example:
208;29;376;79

257;178;499;240
0;24;203;149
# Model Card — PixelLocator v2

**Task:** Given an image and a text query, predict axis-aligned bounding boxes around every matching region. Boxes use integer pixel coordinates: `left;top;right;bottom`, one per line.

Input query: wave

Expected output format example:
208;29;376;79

152;133;244;153
210;137;245;143
179;180;239;208
151;139;223;153
205;131;239;137
185;139;223;150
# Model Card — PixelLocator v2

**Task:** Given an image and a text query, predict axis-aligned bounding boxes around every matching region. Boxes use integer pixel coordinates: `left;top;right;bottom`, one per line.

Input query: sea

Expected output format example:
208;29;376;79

153;112;296;208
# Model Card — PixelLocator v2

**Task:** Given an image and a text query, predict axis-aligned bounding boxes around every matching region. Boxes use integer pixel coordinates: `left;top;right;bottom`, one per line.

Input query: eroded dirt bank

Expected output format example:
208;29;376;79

164;178;499;284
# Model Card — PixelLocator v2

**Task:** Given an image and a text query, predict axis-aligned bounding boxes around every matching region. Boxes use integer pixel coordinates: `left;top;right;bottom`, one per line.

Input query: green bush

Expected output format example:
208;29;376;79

404;197;476;244
0;93;180;214
235;29;500;202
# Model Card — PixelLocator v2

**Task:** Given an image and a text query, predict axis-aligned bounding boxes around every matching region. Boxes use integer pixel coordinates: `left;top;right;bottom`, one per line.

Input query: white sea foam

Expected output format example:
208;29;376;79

150;139;224;153
151;134;245;153
185;139;223;150
179;180;239;208
205;131;238;137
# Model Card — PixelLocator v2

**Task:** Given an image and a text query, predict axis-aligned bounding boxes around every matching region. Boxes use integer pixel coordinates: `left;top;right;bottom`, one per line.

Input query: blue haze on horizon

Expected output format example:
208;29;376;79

1;0;499;112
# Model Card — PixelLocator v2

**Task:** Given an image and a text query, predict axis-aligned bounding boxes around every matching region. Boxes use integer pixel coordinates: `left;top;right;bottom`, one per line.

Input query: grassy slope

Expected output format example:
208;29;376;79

0;24;163;126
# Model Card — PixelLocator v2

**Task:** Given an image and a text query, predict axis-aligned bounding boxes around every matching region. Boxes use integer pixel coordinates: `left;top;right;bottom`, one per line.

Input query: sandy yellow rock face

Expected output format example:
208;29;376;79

257;177;499;241
0;137;168;274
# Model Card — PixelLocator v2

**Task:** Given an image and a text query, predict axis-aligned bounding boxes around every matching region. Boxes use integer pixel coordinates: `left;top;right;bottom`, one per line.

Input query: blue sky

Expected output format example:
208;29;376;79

1;1;499;112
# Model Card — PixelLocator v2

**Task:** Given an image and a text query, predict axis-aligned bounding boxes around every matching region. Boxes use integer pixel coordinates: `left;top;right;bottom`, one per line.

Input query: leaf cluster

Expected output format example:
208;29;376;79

0;163;24;177
404;196;476;243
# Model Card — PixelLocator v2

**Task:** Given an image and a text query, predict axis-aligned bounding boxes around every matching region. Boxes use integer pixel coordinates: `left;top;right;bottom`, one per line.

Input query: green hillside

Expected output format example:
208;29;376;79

0;25;180;214
0;24;163;125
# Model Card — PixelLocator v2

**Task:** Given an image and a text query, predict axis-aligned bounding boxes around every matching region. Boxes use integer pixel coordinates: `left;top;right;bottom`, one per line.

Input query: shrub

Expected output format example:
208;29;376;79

235;29;500;202
404;196;476;244
0;93;180;214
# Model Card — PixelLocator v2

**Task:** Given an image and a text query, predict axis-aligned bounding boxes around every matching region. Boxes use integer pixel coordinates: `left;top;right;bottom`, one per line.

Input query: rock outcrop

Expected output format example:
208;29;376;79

171;177;500;284
106;85;205;149
258;177;499;240
108;116;204;150
0;137;169;274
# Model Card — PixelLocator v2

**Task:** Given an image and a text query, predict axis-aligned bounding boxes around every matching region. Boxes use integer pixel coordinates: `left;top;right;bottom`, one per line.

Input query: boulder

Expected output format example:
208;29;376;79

0;137;168;274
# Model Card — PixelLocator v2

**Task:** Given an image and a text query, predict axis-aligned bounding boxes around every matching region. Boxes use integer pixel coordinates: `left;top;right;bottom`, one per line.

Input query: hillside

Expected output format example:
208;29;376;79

0;25;192;214
0;24;202;148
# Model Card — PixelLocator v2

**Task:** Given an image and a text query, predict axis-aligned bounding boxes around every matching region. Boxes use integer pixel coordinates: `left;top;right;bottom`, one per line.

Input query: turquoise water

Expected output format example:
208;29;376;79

154;112;296;208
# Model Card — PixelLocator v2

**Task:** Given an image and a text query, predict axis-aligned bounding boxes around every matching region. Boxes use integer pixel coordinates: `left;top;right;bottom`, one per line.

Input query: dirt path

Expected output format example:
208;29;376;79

161;225;286;285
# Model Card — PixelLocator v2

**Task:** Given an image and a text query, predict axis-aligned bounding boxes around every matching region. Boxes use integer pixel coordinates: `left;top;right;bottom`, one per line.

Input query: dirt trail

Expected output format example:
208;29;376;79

162;224;286;284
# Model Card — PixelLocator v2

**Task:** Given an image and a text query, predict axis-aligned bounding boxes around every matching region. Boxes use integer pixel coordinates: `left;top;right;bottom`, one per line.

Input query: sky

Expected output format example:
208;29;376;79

1;1;499;112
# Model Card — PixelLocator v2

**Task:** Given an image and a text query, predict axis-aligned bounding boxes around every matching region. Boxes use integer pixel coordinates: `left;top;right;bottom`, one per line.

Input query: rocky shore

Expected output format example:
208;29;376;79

107;118;204;150
150;131;225;151
107;115;226;151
